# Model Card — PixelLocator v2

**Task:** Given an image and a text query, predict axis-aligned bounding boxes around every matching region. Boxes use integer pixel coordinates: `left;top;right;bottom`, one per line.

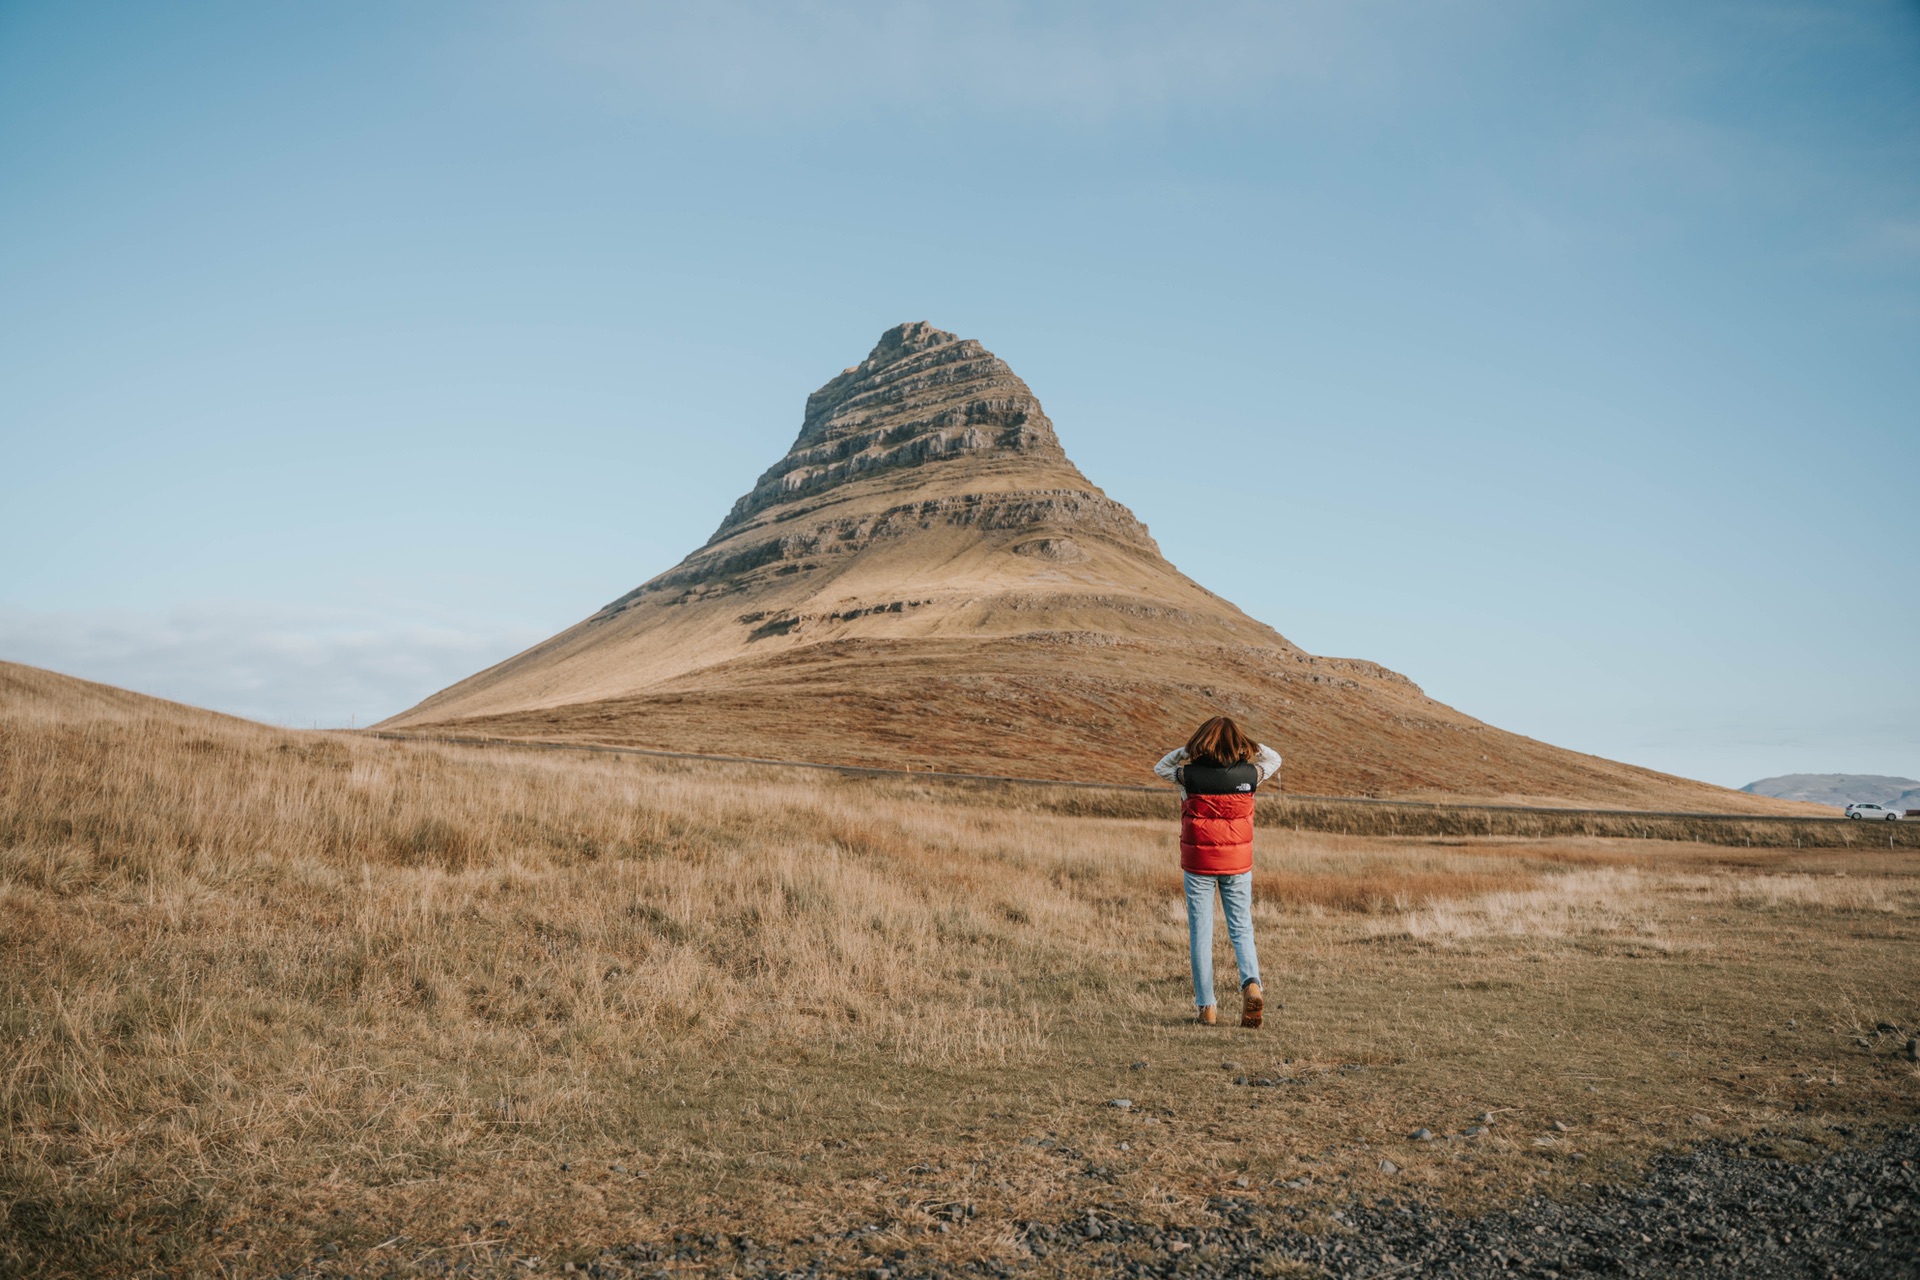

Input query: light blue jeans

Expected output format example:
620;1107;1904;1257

1184;871;1260;1008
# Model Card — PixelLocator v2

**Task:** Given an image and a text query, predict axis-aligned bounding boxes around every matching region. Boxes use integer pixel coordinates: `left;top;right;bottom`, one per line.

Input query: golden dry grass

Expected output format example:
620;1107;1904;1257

376;733;1905;849
3;663;1917;1278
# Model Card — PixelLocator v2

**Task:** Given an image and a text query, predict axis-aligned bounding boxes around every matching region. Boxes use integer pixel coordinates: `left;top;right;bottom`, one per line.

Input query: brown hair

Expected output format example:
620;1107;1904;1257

1185;716;1257;767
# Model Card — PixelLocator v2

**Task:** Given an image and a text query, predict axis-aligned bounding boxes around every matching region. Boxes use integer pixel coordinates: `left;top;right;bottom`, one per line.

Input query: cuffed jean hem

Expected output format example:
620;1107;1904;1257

1184;870;1259;1007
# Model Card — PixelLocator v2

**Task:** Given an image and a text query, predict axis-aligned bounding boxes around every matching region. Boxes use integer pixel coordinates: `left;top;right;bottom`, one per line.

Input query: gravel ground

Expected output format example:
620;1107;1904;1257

288;1126;1919;1279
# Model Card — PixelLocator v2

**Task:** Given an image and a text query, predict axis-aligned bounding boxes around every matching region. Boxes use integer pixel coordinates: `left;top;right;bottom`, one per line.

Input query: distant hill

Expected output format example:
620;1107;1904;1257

0;659;258;730
1740;773;1920;810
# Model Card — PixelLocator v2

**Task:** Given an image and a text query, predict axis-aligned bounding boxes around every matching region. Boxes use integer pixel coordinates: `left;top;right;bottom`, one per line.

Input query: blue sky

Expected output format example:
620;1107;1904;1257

2;1;1915;787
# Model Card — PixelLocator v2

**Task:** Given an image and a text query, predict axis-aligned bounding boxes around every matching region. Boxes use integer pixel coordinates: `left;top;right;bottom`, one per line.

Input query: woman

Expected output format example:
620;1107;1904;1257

1155;716;1282;1028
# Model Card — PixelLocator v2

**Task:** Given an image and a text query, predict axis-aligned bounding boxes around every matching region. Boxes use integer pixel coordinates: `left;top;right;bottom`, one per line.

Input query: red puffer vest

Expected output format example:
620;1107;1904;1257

1180;793;1256;875
1176;758;1262;875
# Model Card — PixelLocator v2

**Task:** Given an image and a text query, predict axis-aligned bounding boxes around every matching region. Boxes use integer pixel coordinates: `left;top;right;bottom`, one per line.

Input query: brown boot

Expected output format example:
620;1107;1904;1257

1196;1005;1218;1026
1240;981;1264;1029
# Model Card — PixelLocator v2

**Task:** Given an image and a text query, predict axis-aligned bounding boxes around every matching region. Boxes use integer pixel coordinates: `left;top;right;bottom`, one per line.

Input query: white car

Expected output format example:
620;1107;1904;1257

1844;802;1902;821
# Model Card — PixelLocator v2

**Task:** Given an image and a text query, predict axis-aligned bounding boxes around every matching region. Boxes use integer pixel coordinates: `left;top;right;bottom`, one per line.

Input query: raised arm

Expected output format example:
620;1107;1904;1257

1253;744;1283;786
1153;748;1187;784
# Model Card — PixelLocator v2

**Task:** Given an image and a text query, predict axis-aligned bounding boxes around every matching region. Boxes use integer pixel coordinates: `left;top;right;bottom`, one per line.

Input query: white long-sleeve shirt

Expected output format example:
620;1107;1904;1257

1154;744;1282;799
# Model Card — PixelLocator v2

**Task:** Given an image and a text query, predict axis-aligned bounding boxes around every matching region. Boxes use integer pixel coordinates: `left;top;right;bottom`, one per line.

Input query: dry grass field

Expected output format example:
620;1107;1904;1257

3;663;1917;1278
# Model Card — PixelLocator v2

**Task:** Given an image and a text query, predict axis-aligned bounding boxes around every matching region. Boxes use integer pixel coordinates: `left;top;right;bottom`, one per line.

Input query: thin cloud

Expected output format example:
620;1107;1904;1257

516;0;1432;123
0;604;545;728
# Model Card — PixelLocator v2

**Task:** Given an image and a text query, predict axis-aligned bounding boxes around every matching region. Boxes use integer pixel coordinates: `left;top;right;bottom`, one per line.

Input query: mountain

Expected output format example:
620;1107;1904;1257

381;322;1801;812
1741;773;1920;810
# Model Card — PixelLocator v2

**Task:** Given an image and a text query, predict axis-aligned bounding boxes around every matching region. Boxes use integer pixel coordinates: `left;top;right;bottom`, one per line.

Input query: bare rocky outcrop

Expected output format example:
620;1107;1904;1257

1013;537;1087;563
713;322;1067;539
594;324;1159;617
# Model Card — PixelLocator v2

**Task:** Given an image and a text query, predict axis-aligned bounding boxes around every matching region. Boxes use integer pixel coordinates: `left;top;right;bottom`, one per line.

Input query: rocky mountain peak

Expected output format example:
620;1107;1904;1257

380;322;1804;817
714;322;1067;538
858;320;959;370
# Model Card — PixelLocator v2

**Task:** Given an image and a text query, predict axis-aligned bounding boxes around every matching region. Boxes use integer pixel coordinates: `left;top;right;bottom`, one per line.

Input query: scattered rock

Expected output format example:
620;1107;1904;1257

1464;1126;1489;1138
1475;1112;1495;1124
328;1130;1919;1280
1550;1120;1570;1133
1012;536;1087;563
1130;1061;1148;1071
1108;1099;1132;1110
1409;1128;1434;1142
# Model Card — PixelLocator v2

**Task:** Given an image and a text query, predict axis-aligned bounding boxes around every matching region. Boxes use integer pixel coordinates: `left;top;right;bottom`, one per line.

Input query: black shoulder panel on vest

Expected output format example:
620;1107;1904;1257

1177;761;1262;795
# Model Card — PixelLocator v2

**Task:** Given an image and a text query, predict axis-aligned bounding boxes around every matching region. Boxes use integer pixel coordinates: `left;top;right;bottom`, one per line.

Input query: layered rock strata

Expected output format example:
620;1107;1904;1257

715;320;1068;535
